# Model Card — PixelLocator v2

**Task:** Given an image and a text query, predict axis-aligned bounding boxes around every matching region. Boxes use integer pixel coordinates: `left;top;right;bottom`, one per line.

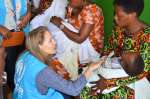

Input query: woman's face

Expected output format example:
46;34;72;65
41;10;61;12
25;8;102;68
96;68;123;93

39;31;56;55
114;5;129;27
69;0;83;8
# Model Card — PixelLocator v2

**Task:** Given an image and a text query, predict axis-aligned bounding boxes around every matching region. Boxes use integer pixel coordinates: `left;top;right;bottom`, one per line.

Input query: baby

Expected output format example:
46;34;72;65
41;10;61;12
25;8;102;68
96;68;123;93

88;51;150;99
119;51;144;76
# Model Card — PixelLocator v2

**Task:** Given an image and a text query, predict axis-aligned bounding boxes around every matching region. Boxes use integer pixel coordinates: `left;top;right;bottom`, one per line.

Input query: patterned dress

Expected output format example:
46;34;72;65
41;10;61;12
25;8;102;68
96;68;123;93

80;26;150;99
104;26;150;72
66;4;104;54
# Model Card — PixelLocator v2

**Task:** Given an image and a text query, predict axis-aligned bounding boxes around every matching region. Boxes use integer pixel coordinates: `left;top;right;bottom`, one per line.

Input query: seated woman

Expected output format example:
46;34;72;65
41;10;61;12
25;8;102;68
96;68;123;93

30;0;80;80
13;26;104;99
81;0;150;98
51;0;104;79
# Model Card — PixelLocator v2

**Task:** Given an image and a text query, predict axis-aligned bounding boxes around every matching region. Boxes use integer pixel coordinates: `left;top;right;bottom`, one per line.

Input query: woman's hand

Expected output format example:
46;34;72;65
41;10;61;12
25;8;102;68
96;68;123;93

88;60;105;72
0;26;11;39
50;16;62;27
17;1;31;30
90;74;108;95
90;74;116;95
84;59;105;80
17;13;31;30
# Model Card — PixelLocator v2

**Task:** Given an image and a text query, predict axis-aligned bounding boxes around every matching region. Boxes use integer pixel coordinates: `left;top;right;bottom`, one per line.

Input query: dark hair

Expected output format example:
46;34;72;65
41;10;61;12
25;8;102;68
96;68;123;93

114;0;144;16
126;54;144;76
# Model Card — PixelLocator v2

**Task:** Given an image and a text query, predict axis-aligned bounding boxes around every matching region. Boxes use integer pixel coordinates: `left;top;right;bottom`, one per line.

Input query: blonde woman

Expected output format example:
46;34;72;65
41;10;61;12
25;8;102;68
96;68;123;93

13;26;104;99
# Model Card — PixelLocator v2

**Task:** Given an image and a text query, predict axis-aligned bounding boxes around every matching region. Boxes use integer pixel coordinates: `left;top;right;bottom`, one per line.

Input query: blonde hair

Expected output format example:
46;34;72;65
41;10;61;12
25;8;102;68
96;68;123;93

26;27;70;79
26;26;52;64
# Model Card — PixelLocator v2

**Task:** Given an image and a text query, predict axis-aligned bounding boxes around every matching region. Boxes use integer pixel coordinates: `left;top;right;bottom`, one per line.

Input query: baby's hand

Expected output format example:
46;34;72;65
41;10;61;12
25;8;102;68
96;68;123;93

108;51;114;58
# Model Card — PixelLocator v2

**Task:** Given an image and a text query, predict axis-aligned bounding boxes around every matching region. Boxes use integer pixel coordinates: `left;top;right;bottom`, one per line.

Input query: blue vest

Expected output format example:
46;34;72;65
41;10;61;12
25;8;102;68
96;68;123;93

0;0;30;36
13;51;64;99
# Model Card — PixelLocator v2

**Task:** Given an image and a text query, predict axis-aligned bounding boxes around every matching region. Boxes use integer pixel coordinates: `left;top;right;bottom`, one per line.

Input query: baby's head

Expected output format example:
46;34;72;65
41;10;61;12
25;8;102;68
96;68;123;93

120;51;144;76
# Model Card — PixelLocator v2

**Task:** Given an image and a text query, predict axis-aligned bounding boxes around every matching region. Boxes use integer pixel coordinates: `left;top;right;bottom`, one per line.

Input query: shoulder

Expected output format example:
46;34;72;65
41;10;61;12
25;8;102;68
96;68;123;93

81;4;103;20
144;25;150;35
142;25;150;43
84;4;103;13
112;26;124;37
17;51;46;67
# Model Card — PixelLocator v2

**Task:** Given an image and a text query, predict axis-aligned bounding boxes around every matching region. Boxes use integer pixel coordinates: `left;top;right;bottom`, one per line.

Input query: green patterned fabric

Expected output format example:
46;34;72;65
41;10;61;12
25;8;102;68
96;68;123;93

103;26;150;72
80;26;150;99
80;86;133;99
